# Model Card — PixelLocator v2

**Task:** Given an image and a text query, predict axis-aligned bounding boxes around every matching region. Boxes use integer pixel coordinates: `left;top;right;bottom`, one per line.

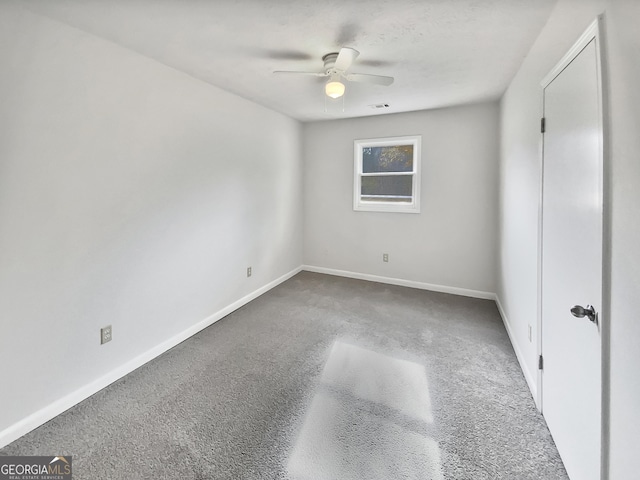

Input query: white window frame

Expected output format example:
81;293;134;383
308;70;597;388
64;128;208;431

353;135;421;213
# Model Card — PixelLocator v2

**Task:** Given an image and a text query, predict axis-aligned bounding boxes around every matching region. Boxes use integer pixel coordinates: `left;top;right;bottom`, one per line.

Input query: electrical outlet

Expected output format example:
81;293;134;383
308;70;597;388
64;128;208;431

383;253;389;263
101;325;112;345
247;266;252;277
528;325;532;342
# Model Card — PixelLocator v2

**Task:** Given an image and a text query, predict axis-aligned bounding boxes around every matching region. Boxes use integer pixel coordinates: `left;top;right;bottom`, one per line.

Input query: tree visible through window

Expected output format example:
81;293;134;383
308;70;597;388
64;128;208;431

354;136;421;213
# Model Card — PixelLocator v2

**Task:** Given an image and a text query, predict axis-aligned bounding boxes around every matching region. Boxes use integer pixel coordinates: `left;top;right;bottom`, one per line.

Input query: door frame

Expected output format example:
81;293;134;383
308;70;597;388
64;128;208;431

536;14;610;476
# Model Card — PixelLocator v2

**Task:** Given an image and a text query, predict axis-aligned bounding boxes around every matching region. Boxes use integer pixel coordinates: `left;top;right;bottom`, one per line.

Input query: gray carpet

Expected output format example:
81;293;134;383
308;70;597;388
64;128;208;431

1;272;568;479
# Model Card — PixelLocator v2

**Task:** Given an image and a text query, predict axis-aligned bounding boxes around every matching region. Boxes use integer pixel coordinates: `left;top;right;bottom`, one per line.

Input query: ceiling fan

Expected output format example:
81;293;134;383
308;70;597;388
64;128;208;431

273;47;394;99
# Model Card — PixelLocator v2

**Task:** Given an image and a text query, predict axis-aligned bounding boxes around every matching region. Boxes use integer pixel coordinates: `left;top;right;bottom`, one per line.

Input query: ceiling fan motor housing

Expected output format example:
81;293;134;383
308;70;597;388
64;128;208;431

322;52;340;74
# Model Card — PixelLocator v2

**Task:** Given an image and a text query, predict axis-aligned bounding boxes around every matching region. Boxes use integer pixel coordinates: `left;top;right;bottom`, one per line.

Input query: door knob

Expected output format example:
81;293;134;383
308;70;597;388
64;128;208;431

570;304;598;324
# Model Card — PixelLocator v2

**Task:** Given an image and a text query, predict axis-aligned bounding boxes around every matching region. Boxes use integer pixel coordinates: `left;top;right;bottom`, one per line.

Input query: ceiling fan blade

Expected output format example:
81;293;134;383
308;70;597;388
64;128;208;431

345;73;394;86
273;70;328;77
334;47;359;71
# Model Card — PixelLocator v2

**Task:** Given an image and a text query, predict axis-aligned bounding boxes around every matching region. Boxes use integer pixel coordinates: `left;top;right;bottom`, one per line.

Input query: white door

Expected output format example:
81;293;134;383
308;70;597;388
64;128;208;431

541;25;603;480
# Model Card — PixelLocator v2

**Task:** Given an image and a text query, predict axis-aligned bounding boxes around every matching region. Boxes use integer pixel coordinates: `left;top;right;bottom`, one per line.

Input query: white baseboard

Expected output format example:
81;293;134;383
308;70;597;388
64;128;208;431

494;295;538;405
1;266;540;448
302;265;495;300
0;266;302;449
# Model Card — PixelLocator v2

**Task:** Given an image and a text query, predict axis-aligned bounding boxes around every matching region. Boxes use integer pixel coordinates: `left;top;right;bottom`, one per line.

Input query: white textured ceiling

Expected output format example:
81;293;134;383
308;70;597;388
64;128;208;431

24;0;557;122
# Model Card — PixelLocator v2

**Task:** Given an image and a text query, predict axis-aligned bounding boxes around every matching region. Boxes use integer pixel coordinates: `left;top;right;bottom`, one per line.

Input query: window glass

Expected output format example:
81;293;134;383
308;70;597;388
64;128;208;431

362;146;414;173
361;175;413;201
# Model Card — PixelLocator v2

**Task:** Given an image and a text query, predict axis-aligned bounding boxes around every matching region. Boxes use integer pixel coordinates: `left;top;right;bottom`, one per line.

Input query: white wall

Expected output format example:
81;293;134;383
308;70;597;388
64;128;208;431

0;3;303;445
498;0;640;476
303;103;499;296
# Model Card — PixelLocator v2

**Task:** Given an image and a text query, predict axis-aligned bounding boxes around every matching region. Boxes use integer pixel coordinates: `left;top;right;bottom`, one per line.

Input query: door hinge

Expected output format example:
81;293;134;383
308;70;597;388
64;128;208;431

538;355;544;370
541;117;546;133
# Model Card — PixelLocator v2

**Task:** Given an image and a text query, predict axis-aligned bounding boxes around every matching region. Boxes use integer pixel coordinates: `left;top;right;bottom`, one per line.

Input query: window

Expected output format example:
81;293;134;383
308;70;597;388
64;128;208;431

353;135;421;213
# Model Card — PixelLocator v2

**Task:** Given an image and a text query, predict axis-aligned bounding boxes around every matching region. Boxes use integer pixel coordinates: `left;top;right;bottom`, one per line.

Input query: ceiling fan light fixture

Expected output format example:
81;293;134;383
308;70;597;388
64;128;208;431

325;80;345;99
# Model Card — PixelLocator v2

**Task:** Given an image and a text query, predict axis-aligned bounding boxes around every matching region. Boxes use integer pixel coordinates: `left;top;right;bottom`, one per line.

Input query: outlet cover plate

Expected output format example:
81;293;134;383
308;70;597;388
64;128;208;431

101;325;112;345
